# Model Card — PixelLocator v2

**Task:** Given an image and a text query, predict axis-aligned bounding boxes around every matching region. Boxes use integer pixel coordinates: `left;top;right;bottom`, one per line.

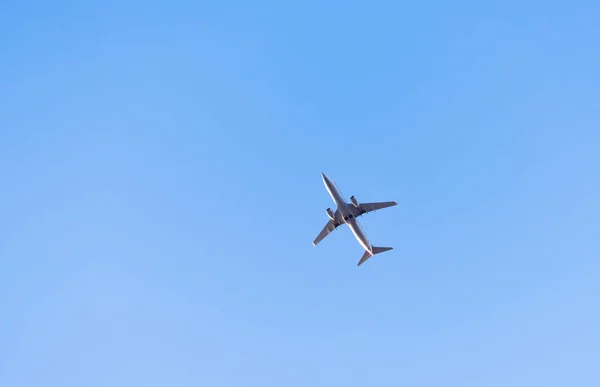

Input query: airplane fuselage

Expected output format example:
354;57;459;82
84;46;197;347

321;173;373;253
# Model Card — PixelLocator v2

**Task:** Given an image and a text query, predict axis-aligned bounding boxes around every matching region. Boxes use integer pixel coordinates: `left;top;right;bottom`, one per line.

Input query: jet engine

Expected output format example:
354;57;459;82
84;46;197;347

350;195;359;208
326;208;335;220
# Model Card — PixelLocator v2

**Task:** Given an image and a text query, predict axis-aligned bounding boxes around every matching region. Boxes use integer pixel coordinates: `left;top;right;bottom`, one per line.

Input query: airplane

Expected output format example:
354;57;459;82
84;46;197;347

313;172;397;266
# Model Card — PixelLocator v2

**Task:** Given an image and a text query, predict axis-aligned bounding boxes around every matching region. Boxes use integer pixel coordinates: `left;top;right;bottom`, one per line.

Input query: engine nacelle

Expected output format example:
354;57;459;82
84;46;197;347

350;195;359;208
326;208;335;220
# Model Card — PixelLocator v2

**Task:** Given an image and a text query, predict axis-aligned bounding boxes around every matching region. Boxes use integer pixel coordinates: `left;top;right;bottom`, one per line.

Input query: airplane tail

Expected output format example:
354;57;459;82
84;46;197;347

357;246;393;266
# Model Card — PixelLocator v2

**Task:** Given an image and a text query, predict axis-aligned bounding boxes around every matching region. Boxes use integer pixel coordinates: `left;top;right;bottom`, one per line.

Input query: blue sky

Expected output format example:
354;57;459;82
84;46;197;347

1;1;599;386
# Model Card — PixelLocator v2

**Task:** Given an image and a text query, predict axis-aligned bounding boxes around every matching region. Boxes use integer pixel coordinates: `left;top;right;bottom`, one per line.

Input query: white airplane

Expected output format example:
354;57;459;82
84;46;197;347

313;172;397;266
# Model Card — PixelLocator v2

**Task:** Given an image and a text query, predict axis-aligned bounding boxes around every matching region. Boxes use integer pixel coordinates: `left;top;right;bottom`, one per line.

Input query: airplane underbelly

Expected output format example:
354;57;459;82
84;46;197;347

348;222;371;252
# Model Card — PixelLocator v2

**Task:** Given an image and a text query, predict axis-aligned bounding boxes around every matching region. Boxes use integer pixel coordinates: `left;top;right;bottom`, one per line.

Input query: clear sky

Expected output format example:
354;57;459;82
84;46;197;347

1;1;599;386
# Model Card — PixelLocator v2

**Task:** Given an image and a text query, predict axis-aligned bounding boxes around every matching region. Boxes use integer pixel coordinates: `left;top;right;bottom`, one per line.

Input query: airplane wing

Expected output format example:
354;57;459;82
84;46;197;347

312;219;341;246
358;201;397;216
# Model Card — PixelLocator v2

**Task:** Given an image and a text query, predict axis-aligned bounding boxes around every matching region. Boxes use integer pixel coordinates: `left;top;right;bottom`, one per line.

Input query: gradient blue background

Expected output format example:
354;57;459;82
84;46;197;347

1;1;599;386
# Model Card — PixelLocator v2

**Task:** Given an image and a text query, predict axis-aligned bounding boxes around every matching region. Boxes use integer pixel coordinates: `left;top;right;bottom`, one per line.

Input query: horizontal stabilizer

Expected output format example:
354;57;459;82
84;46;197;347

357;246;393;266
